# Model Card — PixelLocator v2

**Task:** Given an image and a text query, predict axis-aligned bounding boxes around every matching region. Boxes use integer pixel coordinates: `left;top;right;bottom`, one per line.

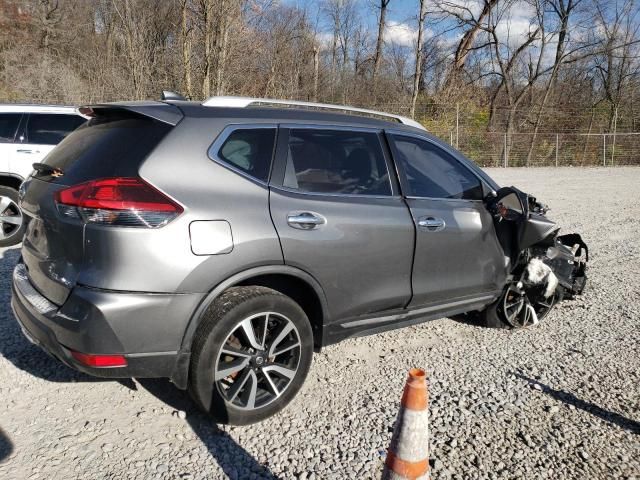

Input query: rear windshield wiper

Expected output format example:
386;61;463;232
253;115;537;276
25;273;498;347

32;163;64;178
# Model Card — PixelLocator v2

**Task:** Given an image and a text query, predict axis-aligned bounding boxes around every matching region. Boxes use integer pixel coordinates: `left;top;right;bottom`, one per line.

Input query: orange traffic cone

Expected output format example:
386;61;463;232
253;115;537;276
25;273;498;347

382;368;430;480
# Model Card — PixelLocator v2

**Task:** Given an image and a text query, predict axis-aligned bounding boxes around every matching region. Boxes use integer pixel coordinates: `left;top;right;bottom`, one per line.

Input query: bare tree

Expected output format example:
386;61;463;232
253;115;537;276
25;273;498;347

524;0;585;165
593;0;640;131
437;0;499;89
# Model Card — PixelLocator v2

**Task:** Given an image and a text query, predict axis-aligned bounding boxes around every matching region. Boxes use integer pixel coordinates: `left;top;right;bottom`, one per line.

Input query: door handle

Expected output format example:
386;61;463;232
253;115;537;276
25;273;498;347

418;216;446;232
17;149;37;154
287;212;326;230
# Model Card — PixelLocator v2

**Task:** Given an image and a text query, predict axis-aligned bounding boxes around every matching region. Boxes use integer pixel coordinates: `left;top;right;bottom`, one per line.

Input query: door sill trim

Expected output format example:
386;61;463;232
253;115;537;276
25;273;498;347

339;292;498;328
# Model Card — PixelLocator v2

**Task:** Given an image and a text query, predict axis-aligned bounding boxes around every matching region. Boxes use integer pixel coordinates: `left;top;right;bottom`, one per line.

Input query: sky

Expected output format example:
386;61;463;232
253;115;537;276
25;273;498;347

284;0;426;45
281;0;542;49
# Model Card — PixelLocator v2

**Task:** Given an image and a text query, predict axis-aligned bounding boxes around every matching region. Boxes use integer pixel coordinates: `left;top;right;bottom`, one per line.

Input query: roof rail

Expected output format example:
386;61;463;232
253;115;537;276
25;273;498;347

202;96;425;130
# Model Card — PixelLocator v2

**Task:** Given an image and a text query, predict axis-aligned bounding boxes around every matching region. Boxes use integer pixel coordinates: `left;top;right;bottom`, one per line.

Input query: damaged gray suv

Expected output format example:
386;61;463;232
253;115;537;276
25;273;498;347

11;96;588;425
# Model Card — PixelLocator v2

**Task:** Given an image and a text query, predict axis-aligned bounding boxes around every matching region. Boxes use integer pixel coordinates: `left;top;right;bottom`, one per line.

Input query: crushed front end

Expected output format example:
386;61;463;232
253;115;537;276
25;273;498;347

488;187;588;327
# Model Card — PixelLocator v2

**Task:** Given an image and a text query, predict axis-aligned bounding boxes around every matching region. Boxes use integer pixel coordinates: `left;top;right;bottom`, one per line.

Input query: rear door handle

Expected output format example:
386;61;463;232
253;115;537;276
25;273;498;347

17;149;37;154
418;216;446;232
287;212;326;230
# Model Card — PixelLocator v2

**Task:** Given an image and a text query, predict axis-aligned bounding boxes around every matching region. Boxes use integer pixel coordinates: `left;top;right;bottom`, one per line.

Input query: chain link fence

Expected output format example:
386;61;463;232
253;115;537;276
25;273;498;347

444;131;640;167
379;102;640;167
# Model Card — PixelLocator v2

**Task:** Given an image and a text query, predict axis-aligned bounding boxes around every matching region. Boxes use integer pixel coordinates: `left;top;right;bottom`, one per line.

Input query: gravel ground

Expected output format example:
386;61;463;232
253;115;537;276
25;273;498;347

1;167;639;480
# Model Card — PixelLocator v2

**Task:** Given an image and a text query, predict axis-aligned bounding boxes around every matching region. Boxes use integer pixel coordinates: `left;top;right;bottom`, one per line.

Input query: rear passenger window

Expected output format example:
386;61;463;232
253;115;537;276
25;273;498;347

213;127;276;182
0;113;21;143
26;114;85;145
390;135;483;200
283;129;391;195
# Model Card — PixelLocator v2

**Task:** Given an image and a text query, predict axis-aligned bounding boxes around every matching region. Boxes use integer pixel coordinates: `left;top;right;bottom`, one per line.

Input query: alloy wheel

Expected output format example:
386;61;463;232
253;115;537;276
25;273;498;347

502;284;558;328
214;312;302;411
0;195;23;241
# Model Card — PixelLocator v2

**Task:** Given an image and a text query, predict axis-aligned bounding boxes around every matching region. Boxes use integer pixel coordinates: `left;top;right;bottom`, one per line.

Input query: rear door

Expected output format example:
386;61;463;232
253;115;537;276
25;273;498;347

387;132;506;308
12;113;85;178
269;126;415;322
0;113;23;176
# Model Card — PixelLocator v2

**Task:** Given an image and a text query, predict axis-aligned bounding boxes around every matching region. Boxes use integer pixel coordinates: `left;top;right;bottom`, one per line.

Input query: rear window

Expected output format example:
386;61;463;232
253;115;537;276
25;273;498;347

38;115;172;184
0;113;21;143
26;113;86;145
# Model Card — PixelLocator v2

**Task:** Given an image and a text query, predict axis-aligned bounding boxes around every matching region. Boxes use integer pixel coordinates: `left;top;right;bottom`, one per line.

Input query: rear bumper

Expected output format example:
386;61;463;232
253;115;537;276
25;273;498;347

11;263;203;384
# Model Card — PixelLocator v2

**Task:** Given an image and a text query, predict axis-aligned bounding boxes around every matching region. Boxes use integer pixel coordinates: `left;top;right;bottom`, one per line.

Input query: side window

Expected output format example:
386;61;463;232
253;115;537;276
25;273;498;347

283;129;392;196
213;127;276;182
390;135;483;200
0;113;22;143
25;114;85;145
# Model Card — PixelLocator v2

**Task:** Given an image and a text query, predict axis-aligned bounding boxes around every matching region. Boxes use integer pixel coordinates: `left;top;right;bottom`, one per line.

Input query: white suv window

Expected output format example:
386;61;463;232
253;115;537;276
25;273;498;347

25;114;85;145
0;113;21;143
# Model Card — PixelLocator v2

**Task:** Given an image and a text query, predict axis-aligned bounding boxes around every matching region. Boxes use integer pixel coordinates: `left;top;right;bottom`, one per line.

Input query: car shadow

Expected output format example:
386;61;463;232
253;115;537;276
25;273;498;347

0;427;13;464
515;373;640;435
139;379;280;479
449;311;485;327
0;247;279;478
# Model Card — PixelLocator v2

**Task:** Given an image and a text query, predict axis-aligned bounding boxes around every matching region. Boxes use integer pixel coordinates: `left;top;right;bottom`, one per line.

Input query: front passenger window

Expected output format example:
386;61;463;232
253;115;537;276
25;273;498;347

390;135;483;200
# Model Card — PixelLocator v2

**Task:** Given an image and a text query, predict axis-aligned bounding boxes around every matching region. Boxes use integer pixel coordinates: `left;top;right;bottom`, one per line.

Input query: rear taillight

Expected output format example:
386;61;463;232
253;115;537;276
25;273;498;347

55;177;183;228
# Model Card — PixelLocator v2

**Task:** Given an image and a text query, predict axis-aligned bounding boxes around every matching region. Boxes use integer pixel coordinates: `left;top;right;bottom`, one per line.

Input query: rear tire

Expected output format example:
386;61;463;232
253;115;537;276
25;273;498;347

188;286;313;425
0;186;25;247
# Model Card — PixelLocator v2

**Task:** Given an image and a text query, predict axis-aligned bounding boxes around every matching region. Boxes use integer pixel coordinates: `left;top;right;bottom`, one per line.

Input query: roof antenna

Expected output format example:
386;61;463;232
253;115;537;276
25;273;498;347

161;90;187;101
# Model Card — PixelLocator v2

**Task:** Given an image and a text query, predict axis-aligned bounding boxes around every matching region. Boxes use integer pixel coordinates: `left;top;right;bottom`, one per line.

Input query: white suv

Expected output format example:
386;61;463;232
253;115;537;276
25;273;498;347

0;104;85;246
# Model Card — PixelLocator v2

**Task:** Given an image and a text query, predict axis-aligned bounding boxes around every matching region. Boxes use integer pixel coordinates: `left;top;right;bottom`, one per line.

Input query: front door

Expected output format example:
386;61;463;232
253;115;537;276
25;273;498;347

269;126;415;322
387;132;506;307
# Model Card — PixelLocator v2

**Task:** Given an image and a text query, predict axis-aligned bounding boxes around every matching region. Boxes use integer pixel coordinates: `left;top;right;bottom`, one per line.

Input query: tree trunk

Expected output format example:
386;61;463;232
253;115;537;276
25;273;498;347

372;0;389;81
214;1;229;96
410;0;426;119
181;0;192;99
580;106;595;165
312;45;319;101
445;0;498;88
201;0;212;98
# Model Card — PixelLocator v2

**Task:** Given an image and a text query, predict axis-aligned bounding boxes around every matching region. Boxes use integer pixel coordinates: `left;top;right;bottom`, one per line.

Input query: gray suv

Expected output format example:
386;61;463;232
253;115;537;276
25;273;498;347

11;97;588;425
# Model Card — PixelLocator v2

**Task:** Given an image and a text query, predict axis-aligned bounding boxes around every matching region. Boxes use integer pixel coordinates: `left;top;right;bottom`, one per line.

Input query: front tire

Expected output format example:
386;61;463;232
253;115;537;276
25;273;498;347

188;286;313;425
0;186;25;247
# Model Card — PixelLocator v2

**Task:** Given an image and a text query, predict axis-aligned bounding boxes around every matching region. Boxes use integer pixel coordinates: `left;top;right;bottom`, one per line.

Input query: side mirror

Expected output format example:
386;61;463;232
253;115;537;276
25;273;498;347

495;192;524;221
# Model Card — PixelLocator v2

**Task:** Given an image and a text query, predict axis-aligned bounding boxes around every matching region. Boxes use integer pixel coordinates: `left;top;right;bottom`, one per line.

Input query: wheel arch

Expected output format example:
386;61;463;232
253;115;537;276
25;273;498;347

0;173;24;191
179;265;330;357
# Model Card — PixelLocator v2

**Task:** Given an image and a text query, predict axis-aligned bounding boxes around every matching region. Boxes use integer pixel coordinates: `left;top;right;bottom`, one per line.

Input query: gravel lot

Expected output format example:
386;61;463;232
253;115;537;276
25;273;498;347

1;167;639;480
